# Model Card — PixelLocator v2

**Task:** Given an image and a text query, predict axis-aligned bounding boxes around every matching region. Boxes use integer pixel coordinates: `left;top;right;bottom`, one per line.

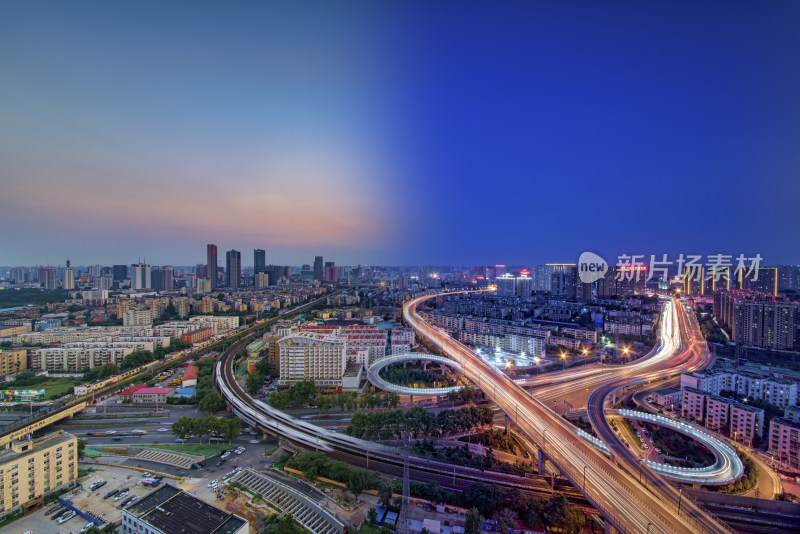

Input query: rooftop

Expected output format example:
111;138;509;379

0;430;76;466
134;387;174;395
126;484;247;534
119;383;149;396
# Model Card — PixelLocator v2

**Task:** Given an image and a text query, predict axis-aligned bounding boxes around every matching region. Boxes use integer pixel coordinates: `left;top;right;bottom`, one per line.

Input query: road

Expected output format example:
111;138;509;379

405;293;731;534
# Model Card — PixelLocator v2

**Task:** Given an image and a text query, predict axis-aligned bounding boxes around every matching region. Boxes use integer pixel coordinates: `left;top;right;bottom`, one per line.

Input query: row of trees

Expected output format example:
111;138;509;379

314;391;400;412
347;405;494;439
171;415;242;443
289;451;382;499
267;380;317;409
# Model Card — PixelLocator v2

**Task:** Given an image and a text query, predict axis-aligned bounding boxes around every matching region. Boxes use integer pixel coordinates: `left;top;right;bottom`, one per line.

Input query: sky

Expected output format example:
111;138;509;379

2;1;799;267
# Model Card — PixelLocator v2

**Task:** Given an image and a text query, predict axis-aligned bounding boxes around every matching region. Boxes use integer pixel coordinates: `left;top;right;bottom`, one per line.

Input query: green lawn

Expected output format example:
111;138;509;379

41;379;79;399
144;443;231;457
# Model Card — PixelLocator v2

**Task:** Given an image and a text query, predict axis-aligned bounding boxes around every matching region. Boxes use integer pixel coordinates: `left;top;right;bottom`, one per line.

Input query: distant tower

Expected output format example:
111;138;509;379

314;256;324;281
207;244;218;289
64;259;75;290
226;249;241;288
254;249;266;274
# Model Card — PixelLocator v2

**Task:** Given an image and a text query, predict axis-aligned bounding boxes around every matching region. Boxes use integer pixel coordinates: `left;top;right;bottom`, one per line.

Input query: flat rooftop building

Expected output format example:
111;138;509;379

122;484;247;534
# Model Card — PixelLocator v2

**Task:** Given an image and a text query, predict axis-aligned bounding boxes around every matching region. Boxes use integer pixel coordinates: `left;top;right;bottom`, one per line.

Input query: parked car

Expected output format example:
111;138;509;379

57;511;76;524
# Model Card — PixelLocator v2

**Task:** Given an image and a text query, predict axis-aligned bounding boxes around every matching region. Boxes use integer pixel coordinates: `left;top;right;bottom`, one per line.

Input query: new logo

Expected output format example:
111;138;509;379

578;252;609;284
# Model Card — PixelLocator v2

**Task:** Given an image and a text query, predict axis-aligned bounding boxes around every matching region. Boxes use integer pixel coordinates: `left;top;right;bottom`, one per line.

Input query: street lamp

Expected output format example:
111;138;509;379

678;487;683;514
583;465;587;488
647;522;652;534
533;356;540;375
560;352;567;369
638;458;644;483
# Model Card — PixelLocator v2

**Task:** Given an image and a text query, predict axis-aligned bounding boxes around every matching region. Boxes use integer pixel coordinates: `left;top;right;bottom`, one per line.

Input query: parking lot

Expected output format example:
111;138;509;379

10;466;159;534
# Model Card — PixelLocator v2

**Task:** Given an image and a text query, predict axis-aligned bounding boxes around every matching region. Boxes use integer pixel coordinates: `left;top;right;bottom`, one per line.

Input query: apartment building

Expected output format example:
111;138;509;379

681;387;764;443
0;349;27;378
31;346;134;372
277;332;346;388
713;290;797;350
0;431;78;516
682;370;798;409
768;417;800;469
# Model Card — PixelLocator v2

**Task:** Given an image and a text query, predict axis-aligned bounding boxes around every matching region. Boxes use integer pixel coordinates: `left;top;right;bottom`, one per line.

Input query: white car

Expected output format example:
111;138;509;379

248;439;260;444
207;479;218;488
157;428;169;432
81;521;95;532
58;511;76;524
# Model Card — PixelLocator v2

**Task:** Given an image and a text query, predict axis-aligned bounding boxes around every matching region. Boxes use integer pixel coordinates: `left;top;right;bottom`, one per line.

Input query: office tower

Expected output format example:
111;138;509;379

151;266;174;292
226;249;241;288
254;249;266;274
549;264;577;299
10;267;26;285
112;264;128;281
496;274;516;296
130;263;151;290
515;274;532;297
97;275;113;290
207;244;218;289
38;267;56;290
324;261;338;283
63;260;75;290
314;256;324;281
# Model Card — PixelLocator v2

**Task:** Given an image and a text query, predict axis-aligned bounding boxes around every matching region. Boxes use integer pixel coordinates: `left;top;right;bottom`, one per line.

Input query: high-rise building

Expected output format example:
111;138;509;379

739;267;779;296
151;266;174;292
0;349;27;378
63;260;75;290
112;264;128;281
714;291;796;350
277;332;346;387
38;267;56;290
131;263;151;290
314;256;324;281
496;274;516;297
254;249;266;274
324;261;338;283
207;244;218;289
226;250;241;288
532;265;553;292
255;272;270;288
549;264;577;299
777;265;800;295
10;267;26;285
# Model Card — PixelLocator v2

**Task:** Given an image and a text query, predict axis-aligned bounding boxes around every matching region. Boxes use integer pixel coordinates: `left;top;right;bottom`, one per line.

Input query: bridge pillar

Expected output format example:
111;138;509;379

538;448;544;474
423;361;428;371
410;395;414;406
504;415;509;433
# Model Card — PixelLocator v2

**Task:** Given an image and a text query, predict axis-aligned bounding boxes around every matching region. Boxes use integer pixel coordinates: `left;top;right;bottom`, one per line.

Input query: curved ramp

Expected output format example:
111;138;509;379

366;353;464;395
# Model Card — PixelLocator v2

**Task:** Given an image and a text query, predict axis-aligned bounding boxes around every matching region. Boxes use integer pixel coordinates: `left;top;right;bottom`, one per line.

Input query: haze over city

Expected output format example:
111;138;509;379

3;2;800;266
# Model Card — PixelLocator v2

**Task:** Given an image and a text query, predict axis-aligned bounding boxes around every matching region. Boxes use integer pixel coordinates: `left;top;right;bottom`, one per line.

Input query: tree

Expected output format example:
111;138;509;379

245;371;263;395
199;391;226;414
346;469;370;500
220;417;241;443
465;507;482;534
120;350;156;370
171;416;194;442
269;391;291;410
544;494;585;534
77;438;87;460
378;482;394;508
368;507;378;524
494;508;517;534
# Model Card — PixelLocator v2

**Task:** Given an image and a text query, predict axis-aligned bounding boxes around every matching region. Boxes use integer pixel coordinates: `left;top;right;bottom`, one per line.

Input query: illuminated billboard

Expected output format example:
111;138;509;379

0;390;46;402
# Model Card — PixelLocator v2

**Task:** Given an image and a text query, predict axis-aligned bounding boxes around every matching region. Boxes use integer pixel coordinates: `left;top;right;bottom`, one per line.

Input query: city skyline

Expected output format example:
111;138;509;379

3;2;800;265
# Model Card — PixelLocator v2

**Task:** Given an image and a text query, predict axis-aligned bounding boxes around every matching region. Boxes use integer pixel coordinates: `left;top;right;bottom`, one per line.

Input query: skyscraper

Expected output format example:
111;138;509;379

64;260;74;290
324;261;338;283
532;264;553;292
38;267;56;290
515;274;532;297
549;264;577;299
314;256;324;281
226;250;241;288
207;244;218;289
151;266;174;292
112;264;128;282
254;249;266;274
496;274;516;296
131;263;151;290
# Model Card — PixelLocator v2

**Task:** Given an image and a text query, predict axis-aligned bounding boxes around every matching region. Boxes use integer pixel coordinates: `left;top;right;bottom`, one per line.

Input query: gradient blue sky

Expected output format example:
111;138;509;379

2;2;799;267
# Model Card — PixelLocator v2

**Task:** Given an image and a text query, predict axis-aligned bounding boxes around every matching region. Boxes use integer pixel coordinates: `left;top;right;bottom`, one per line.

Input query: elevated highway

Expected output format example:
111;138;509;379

404;292;732;534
